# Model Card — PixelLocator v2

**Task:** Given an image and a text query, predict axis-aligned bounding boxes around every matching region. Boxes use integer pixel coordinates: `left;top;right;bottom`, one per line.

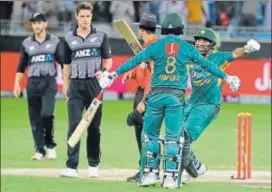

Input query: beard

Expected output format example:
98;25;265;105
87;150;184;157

34;28;44;35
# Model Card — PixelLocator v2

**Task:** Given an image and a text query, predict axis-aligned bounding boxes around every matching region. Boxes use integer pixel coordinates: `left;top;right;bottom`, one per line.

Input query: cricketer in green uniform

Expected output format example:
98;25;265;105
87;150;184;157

99;13;241;189
186;30;234;142
181;28;261;183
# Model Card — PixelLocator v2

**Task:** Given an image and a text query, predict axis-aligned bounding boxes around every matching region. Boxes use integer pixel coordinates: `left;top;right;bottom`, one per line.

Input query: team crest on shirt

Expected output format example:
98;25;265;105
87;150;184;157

45;44;53;49
29;46;35;52
71;40;78;46
90;37;98;43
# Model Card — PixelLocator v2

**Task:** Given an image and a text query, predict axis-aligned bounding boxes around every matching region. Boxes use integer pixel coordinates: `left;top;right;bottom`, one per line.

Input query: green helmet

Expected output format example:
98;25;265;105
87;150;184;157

194;28;216;46
161;12;184;35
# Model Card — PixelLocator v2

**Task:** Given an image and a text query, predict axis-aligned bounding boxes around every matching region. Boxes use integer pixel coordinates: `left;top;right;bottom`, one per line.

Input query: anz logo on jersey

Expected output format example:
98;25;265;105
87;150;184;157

74;48;100;59
30;53;53;64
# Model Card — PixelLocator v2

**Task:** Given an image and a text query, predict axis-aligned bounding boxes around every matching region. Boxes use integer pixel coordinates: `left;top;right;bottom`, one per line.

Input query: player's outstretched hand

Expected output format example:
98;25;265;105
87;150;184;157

225;75;241;92
244;39;261;53
13;83;21;98
122;71;133;84
99;71;118;89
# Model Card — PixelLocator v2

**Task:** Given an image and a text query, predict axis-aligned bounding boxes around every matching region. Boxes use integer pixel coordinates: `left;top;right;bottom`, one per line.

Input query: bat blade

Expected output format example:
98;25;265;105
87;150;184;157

67;91;103;148
114;19;143;54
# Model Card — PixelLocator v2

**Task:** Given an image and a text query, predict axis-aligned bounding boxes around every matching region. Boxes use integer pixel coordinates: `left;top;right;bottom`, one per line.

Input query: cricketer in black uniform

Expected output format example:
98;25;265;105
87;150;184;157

13;13;62;160
59;2;112;178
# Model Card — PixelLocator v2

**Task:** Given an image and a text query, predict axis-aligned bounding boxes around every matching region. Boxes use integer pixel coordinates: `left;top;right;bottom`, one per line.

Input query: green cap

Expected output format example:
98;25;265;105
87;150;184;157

194;28;216;45
161;12;184;35
161;12;183;29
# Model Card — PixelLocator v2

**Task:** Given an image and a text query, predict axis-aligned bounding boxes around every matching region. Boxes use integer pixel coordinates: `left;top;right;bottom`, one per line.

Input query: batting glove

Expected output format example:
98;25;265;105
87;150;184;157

225;75;241;92
244;39;261;53
99;71;118;89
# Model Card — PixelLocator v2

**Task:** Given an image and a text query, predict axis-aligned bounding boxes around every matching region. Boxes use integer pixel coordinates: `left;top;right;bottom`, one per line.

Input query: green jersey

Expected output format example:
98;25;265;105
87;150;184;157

187;52;234;106
116;36;227;90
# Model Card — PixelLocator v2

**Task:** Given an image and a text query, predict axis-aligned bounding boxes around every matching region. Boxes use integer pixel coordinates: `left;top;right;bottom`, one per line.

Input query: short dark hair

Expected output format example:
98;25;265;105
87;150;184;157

76;2;93;15
139;25;156;34
161;26;184;35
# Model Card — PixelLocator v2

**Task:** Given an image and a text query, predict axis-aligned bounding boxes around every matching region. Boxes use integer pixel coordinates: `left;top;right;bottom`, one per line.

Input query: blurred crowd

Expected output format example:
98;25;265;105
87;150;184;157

0;1;271;32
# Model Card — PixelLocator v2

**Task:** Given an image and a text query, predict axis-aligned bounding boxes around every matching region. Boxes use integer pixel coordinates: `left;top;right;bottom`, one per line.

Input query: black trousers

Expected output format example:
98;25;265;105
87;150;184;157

133;87;144;165
66;78;102;169
26;77;57;155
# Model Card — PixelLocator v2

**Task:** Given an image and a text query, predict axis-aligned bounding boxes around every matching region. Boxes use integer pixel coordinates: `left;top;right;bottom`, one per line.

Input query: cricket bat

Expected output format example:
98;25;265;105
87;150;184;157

67;91;103;148
114;19;143;54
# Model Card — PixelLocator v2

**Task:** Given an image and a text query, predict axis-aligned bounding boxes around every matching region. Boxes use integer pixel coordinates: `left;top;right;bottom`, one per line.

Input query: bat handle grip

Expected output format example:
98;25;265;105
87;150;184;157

96;91;104;101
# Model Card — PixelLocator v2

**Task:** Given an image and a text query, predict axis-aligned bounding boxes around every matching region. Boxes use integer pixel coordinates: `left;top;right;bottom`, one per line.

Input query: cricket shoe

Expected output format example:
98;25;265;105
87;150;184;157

47;148;57;160
197;162;208;176
183;162;208;184
59;168;79;178
138;172;159;187
127;171;140;182
161;175;179;189
88;166;99;178
31;152;44;160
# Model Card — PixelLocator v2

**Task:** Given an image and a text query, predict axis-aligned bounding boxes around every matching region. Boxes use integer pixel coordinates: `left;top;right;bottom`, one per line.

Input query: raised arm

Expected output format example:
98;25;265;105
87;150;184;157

233;39;260;59
188;45;241;92
232;47;247;59
115;45;154;75
98;44;154;89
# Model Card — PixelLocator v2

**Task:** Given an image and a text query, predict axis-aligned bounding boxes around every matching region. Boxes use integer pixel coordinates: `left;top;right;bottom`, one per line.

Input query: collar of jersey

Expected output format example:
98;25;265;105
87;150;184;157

31;33;51;42
72;25;96;37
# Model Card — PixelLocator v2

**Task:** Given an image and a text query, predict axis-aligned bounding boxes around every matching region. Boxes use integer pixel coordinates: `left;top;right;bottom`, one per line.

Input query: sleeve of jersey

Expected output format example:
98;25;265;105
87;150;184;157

216;52;234;65
223;52;234;62
63;40;72;64
55;40;64;67
115;45;153;75
101;33;112;59
190;46;227;79
17;44;28;73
